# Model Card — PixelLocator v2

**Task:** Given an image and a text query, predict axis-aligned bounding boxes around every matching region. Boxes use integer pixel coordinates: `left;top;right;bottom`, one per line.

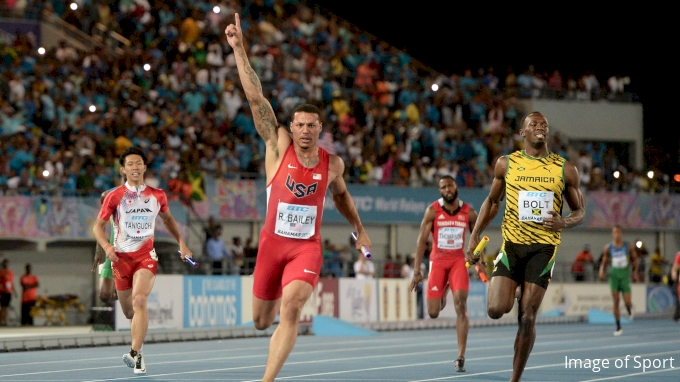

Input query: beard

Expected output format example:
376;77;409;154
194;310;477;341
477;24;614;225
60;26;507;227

442;189;458;204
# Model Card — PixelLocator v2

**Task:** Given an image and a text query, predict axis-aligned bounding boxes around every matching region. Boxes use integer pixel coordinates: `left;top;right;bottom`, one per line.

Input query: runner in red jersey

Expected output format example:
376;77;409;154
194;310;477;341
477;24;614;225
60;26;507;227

410;175;481;373
226;14;372;382
93;146;193;375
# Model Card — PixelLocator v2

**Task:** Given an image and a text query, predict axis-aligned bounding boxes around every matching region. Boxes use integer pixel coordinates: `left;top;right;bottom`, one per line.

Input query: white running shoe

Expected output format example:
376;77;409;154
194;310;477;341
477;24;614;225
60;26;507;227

134;353;146;374
123;352;146;374
614;329;623;336
123;353;135;368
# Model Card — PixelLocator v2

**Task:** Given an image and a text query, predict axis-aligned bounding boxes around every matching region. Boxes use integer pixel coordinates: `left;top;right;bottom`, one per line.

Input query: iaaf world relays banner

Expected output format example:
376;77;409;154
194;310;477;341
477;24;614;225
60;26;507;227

4;180;680;237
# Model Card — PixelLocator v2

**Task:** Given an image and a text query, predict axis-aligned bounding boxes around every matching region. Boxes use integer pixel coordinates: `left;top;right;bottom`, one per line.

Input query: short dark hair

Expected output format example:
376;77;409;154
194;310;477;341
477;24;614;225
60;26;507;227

439;175;456;183
292;104;321;116
520;111;544;129
119;146;148;167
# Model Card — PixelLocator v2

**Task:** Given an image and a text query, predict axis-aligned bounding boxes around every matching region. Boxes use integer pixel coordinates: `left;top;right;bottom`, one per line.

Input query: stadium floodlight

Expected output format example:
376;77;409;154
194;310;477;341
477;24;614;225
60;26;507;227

70;3;77;10
613;170;620;179
431;84;439;92
38;47;45;55
647;170;654;179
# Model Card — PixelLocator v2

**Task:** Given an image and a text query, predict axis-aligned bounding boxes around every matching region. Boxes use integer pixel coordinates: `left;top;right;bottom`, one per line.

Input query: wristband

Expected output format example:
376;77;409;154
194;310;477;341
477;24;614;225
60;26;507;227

104;243;113;252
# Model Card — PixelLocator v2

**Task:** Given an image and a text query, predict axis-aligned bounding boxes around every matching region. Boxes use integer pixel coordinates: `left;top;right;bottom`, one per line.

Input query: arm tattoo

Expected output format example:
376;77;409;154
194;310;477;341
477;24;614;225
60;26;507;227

235;47;279;146
236;49;262;94
255;103;279;153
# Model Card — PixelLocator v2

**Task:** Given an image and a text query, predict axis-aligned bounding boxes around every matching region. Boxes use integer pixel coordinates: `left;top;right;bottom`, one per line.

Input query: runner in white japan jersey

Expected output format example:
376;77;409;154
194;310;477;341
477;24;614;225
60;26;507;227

93;146;192;376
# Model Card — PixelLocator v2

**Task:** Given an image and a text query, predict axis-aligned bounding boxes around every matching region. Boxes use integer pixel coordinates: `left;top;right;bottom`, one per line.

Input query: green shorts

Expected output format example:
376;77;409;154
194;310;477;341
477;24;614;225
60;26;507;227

609;268;631;294
99;258;114;280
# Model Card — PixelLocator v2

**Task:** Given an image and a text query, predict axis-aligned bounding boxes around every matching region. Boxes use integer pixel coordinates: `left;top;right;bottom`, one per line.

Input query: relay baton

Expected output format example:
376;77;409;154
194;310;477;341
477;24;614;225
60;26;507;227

466;236;489;268
178;250;199;268
351;231;372;259
475;264;489;283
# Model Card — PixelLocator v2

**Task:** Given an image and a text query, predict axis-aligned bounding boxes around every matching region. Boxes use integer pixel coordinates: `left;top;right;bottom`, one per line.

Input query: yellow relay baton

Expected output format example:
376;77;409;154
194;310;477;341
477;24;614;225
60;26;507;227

466;236;490;268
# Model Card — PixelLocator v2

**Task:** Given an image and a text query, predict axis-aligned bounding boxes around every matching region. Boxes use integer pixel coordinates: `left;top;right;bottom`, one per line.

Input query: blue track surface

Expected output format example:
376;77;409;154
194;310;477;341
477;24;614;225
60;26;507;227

1;319;679;381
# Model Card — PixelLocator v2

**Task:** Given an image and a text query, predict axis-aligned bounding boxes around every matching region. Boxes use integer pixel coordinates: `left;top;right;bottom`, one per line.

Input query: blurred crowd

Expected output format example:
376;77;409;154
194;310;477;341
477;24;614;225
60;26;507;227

1;0;663;200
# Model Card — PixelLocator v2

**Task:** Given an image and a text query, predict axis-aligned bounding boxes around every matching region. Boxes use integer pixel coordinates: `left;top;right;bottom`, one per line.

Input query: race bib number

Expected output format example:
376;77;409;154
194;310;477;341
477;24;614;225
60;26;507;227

274;202;317;239
437;227;464;250
518;191;554;223
611;252;628;268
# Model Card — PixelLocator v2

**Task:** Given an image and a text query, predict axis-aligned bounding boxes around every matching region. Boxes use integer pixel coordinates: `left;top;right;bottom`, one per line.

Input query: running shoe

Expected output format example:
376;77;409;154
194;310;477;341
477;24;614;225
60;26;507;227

454;357;466;372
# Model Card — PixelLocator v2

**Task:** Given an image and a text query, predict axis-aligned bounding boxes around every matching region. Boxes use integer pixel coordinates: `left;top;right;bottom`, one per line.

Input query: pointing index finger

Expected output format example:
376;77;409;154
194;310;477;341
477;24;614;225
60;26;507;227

235;13;240;29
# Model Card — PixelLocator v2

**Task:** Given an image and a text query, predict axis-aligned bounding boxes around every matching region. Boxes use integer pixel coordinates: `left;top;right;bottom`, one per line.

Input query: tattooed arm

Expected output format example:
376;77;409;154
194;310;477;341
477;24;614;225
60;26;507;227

225;13;282;153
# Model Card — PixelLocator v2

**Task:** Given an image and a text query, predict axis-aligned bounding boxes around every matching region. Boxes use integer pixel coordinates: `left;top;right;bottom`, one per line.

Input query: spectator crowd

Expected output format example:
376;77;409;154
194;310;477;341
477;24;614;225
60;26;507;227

1;0;661;201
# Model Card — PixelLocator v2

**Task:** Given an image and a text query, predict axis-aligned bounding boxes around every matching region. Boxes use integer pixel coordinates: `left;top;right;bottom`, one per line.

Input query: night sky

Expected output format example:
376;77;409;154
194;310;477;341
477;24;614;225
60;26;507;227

310;2;674;174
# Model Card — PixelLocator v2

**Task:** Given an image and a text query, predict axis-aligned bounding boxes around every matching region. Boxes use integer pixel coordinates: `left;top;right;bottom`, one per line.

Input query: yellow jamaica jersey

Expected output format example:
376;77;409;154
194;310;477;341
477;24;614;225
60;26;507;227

501;150;566;245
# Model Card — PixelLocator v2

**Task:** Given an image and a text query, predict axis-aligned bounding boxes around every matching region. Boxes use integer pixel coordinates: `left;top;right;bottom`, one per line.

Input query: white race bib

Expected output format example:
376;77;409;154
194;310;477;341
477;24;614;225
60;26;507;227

437;227;464;250
518;191;554;223
274;202;317;239
611;247;629;268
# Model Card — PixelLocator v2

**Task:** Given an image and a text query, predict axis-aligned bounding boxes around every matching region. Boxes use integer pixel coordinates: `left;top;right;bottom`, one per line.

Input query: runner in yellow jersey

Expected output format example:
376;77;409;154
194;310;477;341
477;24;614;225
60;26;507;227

466;111;586;382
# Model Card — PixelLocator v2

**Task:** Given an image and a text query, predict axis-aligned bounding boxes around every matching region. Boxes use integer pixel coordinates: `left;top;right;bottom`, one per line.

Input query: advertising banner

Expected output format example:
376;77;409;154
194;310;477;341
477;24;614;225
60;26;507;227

378;279;417;322
3;183;680;235
646;284;677;313
300;277;339;324
338;278;378;323
183;276;241;328
540;283;646;316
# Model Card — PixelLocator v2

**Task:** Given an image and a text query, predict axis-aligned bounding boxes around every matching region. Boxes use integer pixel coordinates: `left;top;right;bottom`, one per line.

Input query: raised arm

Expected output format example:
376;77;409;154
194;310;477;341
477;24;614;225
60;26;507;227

410;205;434;292
466;156;507;264
225;13;282;153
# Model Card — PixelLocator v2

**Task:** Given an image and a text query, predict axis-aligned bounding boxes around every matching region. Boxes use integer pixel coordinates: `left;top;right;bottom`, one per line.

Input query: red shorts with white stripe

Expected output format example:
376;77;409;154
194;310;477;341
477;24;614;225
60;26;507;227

112;250;158;290
252;232;322;301
426;256;469;299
